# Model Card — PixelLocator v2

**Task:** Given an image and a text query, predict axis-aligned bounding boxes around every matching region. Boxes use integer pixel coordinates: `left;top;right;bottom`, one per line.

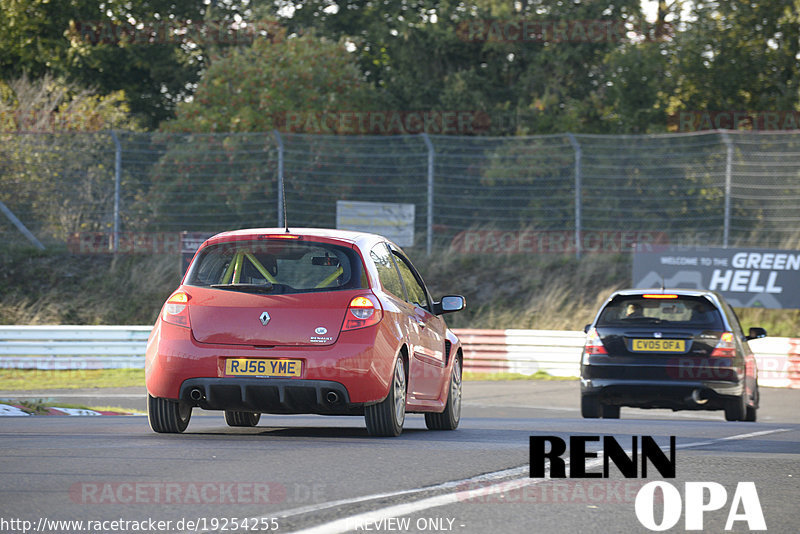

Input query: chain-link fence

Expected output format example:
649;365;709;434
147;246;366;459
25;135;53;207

1;130;799;254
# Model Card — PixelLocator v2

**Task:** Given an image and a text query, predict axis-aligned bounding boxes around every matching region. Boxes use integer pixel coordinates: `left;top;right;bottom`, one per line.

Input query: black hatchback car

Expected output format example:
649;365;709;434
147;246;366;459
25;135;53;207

580;289;765;421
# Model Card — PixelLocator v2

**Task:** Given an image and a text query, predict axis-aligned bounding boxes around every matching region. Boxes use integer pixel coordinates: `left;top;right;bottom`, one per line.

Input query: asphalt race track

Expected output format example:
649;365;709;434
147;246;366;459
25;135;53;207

1;382;798;534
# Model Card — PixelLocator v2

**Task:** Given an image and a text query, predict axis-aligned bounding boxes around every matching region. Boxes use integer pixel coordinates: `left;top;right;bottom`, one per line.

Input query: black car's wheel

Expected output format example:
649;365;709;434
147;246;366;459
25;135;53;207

425;357;462;430
581;395;601;418
724;394;747;421
365;357;406;437
745;385;758;422
601;404;621;419
147;394;191;433
224;411;261;427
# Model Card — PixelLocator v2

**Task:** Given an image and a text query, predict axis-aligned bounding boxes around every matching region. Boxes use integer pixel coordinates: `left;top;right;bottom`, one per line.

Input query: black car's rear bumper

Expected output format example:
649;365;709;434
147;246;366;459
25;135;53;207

581;378;744;411
179;378;366;415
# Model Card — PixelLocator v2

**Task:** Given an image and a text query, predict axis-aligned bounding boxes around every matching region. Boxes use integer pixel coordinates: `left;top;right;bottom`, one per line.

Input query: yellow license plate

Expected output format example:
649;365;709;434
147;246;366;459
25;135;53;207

631;339;686;352
225;358;302;377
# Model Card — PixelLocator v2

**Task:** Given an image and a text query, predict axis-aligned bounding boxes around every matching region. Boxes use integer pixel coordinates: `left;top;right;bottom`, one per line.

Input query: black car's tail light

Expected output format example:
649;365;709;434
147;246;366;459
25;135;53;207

584;328;608;355
710;332;736;357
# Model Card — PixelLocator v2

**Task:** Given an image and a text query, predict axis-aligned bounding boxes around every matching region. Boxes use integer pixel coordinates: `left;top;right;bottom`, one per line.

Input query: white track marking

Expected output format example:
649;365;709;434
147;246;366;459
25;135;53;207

282;460;596;534
206;429;794;533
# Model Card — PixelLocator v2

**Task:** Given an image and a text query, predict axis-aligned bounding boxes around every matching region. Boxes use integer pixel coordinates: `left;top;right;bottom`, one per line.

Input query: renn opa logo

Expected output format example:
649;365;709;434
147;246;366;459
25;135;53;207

530;435;766;531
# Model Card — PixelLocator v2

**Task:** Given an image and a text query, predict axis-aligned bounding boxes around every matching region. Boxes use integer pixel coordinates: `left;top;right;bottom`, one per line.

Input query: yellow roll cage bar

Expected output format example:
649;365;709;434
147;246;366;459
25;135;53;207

219;251;343;288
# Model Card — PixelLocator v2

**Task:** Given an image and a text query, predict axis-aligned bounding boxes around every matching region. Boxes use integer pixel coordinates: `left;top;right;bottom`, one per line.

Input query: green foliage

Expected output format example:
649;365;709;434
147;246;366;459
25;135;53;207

4;0;798;134
162;33;380;133
0;0;255;128
136;133;279;232
0;76;140;241
661;0;800;116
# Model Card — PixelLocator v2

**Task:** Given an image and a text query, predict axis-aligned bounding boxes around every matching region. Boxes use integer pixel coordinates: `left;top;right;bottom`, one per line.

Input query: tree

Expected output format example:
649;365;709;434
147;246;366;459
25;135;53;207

267;0;644;134
161;32;381;133
0;75;139;241
0;0;257;129
659;1;800;126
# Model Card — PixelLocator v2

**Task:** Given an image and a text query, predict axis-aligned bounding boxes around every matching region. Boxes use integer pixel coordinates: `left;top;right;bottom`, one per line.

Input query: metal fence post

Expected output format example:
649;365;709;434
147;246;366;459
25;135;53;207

273;130;284;228
720;131;733;248
567;134;582;259
110;130;121;253
0;200;45;250
421;133;434;255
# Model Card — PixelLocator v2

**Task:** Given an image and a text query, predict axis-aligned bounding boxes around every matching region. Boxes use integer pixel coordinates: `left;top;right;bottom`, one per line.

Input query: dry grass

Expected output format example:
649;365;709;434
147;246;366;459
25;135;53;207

413;250;630;331
0;245;177;325
1;239;799;337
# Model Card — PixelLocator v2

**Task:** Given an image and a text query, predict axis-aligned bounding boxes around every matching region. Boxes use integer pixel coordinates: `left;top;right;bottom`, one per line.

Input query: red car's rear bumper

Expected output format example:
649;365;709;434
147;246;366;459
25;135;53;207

145;320;396;406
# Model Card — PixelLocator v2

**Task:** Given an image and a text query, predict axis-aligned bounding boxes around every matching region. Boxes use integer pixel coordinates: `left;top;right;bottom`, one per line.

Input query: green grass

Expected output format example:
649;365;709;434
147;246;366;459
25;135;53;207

463;371;577;381
0;369;144;390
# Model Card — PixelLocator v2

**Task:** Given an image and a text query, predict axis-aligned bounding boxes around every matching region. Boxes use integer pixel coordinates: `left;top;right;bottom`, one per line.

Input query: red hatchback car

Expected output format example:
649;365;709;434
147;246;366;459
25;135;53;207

145;228;466;436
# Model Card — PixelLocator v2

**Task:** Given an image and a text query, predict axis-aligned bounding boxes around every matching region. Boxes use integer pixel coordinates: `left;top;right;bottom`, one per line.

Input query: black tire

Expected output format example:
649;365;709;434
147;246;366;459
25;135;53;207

601;404;621;419
365;357;406;437
745;384;759;422
147;394;191;433
224;411;261;427
724;394;746;421
581;395;601;418
425;357;462;430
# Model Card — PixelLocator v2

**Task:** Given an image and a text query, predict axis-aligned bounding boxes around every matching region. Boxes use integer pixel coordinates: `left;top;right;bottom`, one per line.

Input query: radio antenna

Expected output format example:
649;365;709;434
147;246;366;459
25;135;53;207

282;173;289;233
275;130;290;233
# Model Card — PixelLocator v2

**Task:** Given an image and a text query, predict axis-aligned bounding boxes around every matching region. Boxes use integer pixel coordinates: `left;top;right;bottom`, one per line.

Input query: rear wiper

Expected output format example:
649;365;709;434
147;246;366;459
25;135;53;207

629;317;663;324
210;283;274;294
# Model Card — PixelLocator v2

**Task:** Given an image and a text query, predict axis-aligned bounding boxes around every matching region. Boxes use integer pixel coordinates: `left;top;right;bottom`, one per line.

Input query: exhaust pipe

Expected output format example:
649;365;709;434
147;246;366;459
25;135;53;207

689;389;708;405
189;388;204;402
326;391;339;404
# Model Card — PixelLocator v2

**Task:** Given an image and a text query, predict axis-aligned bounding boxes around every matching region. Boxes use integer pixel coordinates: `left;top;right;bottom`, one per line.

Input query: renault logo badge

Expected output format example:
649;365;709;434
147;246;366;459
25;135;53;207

259;311;271;326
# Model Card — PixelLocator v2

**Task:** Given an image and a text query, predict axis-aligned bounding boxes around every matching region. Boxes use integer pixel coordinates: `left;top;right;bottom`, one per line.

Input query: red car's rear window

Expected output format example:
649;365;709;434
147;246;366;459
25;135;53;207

185;239;367;294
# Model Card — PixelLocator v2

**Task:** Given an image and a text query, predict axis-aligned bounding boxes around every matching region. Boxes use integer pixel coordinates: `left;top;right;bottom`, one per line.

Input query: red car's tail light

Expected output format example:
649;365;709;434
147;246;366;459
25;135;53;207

343;295;382;331
710;331;736;357
163;292;191;327
584;327;608;355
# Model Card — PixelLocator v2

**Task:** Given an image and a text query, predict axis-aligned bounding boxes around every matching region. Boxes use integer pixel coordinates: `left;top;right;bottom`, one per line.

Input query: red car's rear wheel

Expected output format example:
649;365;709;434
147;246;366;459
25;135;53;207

147;394;191;433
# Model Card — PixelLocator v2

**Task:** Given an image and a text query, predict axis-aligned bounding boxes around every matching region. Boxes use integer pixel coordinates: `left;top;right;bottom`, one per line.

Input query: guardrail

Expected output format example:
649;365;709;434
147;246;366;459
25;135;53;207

0;326;798;388
0;325;151;370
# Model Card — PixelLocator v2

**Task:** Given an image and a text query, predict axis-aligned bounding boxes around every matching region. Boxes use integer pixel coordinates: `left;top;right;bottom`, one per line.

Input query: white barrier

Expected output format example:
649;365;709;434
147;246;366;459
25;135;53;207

0;326;798;388
0;326;150;370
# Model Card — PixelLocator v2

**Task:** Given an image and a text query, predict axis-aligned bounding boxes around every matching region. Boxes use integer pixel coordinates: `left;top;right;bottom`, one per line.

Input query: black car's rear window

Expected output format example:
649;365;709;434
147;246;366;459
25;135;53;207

186;239;366;294
597;295;724;329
